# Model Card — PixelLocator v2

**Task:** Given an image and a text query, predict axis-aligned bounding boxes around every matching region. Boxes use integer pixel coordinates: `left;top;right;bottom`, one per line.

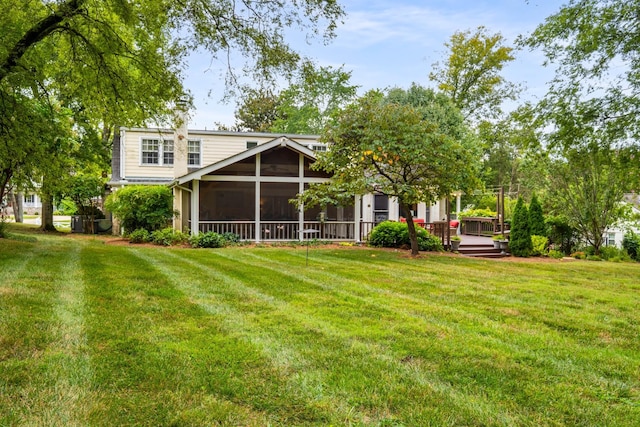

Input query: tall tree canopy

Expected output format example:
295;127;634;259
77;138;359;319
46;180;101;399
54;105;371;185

234;62;358;134
0;0;344;207
301;85;482;255
430;26;519;121
524;0;640;153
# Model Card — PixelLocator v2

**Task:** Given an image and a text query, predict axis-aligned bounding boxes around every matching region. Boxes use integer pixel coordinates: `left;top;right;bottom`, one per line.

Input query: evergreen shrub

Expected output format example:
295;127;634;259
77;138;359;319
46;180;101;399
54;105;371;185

528;194;546;236
509;197;532;257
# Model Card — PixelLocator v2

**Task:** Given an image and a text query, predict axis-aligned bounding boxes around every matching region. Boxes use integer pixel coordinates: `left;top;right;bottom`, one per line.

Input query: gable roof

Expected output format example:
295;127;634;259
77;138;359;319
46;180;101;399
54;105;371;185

175;136;317;185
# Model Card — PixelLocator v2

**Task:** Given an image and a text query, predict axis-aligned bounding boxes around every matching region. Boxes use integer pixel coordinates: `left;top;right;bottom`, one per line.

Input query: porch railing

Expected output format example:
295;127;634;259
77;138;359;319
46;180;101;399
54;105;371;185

195;220;357;241
198;221;255;240
303;221;355;240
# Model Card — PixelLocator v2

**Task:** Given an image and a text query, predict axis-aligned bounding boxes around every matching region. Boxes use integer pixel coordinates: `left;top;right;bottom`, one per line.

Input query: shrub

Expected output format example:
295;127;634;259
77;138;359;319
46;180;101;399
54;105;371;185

369;221;406;248
528;194;546;236
548;249;564;259
572;251;586;260
546;215;579;255
190;231;224;248
129;228;151;243
150;227;189;246
105;185;175;234
622;231;640;261
369;221;443;252
415;229;444;252
531;235;548;256
509;197;532;257
459;208;496;218
599;245;631;262
221;232;240;244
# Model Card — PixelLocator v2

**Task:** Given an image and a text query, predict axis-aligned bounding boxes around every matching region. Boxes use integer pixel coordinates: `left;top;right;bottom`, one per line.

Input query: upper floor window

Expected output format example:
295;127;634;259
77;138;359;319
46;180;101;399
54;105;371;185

163;140;174;165
141;138;173;166
24;194;35;204
310;144;327;152
141;138;160;165
188;140;201;166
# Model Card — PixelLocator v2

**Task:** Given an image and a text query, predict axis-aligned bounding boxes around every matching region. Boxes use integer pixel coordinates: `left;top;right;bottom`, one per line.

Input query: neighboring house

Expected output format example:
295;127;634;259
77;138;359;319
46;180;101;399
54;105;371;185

605;193;640;248
109;122;450;242
22;192;42;215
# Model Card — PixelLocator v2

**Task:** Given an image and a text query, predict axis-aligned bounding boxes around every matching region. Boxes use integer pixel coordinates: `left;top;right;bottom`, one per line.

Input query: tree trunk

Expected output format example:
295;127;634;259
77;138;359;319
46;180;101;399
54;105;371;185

402;202;420;256
12;190;24;223
40;192;56;232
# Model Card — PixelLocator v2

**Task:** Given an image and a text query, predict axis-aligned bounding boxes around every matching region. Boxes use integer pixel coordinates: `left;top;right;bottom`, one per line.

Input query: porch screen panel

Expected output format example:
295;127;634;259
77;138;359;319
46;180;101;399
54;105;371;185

215;155;256;176
260;147;299;177
303;184;354;221
199;181;255;220
304;157;331;178
260;182;299;221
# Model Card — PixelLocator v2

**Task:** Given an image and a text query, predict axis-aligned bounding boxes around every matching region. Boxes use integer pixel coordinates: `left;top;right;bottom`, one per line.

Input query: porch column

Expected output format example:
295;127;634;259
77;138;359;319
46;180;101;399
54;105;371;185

255;153;261;242
191;180;199;235
354;195;362;243
298;154;305;241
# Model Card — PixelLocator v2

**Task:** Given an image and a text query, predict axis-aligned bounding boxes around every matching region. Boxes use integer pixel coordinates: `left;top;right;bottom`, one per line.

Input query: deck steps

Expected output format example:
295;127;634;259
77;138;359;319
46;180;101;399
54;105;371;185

457;244;509;258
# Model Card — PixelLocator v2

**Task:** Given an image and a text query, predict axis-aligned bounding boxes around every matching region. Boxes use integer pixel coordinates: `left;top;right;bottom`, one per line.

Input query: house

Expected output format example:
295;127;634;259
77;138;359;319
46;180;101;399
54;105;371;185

109;120;452;242
604;193;640;247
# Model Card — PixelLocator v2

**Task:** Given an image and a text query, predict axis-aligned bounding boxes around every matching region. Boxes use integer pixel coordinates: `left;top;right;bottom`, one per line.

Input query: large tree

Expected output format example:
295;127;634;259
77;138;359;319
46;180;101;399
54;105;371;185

430;26;519;122
547;143;634;255
0;0;344;213
301;86;481;255
524;0;640;145
234;62;358;134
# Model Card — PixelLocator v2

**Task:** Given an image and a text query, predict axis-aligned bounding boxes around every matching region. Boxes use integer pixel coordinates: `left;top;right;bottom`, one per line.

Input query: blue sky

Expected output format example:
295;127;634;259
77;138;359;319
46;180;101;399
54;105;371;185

184;0;563;129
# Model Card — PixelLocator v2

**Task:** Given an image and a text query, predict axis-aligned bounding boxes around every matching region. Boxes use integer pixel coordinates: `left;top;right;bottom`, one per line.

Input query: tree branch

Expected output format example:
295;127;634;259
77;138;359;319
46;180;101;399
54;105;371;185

0;0;86;83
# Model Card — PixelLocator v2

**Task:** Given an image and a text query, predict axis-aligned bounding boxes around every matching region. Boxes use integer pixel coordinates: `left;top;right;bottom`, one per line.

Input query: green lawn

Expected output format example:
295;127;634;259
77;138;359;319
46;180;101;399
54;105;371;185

1;225;639;426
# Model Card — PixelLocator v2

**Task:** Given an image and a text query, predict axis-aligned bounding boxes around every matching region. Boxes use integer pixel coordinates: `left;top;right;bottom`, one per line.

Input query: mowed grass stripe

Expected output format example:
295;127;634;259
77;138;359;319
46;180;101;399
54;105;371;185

84;248;322;425
271;248;639;350
79;243;280;425
165;247;639;425
2;230;639;426
0;237;92;426
148;248;538;425
129;247;371;424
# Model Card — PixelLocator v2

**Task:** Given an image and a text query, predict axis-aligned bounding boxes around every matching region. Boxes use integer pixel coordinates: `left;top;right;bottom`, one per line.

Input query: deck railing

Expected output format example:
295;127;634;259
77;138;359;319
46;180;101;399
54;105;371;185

461;217;510;236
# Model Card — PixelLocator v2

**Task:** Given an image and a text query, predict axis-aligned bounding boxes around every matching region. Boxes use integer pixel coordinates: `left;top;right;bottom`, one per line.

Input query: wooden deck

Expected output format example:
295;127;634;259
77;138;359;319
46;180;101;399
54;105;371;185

458;234;509;258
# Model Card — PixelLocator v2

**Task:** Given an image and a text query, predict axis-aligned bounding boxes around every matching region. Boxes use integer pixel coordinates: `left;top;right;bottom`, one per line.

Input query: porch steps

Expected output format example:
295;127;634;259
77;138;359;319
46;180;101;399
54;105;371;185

458;244;509;259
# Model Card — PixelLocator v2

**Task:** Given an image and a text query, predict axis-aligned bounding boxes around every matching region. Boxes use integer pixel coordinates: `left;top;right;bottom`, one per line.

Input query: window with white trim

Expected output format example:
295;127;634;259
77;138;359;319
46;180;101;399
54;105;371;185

163;140;174;165
141;138;160;165
310;144;327;152
141;138;173;166
188;140;201;166
24;194;35;204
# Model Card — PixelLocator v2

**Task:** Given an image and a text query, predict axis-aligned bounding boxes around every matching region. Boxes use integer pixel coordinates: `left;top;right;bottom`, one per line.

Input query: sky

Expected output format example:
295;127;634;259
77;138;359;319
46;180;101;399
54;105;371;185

182;0;563;130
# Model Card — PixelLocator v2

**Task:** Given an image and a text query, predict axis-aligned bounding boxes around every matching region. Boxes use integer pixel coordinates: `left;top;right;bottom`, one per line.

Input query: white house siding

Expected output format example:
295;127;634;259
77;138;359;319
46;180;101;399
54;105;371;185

120;128;320;181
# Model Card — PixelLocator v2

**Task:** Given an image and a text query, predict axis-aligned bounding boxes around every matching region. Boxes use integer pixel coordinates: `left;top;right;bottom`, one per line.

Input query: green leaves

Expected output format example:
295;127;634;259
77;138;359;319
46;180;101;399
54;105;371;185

430;26;519;121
